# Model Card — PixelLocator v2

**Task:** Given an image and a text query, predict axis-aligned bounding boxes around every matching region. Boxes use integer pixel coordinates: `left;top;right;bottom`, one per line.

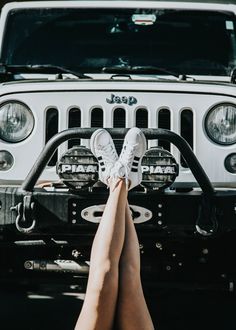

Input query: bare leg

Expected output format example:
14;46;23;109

75;179;127;330
115;203;154;330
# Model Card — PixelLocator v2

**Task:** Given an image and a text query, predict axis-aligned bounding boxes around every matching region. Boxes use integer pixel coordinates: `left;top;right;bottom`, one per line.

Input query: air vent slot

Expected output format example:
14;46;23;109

180;109;193;168
114;108;126;154
91;108;103;127
158;108;170;151
136;108;148;128
46;108;58;166
68;108;81;149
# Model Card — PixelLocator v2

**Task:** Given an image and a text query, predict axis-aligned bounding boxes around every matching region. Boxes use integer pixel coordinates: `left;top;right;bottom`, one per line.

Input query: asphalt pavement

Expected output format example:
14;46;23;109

0;285;236;330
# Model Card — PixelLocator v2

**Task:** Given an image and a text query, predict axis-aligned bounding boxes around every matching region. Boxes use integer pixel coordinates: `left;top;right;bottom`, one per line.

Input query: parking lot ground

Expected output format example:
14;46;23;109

0;285;236;330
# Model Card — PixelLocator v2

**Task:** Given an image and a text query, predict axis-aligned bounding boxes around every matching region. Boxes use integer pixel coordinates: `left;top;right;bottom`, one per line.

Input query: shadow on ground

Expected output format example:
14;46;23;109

0;286;235;330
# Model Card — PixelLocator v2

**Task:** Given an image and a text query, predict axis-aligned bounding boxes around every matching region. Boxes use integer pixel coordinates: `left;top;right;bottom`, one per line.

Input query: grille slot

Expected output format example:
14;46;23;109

158;108;170;151
91;108;103;127
180;109;193;168
114;108;126;154
68;108;81;149
136;108;148;128
46;108;58;166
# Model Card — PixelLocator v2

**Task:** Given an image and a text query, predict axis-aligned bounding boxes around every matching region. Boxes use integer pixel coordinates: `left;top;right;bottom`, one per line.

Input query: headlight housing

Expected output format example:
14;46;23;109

205;103;236;145
0;101;34;142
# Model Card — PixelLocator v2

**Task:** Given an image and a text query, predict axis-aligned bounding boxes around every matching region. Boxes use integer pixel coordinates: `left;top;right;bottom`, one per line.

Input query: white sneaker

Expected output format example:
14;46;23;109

90;129;118;185
111;127;146;190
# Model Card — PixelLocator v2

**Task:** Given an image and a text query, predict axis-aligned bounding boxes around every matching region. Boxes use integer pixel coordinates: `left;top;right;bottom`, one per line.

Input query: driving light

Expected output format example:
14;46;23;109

141;147;179;190
57;146;98;189
0;101;34;142
205;103;236;145
224;153;236;173
0;150;14;171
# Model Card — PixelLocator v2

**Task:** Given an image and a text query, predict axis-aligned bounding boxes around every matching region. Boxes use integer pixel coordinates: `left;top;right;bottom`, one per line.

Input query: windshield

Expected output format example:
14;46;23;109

2;8;236;76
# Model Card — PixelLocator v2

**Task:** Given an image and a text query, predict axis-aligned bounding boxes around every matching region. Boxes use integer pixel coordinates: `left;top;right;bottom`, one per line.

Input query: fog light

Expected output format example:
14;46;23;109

141;147;179;190
0;150;14;171
57;146;98;189
224;153;236;173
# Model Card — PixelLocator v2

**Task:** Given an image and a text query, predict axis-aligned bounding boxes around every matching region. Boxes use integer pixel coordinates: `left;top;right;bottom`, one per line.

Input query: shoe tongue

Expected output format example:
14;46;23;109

110;161;126;179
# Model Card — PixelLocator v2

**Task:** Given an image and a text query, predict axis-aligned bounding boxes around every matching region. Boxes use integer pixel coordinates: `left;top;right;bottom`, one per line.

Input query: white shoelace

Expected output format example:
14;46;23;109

120;143;138;168
111;143;138;187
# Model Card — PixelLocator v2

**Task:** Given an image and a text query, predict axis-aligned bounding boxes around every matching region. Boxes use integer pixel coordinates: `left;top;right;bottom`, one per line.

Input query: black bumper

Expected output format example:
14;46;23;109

0;187;236;290
0;127;235;291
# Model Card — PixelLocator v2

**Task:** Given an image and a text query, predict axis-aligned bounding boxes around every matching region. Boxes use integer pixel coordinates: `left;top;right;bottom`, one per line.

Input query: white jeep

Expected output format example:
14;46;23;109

0;1;235;289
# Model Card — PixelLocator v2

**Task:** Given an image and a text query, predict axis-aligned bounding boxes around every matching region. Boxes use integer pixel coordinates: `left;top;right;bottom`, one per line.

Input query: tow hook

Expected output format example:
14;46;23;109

195;197;218;236
10;195;36;234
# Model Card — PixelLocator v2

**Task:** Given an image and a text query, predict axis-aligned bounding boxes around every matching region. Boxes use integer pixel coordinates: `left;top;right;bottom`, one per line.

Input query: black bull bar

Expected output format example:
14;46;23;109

22;128;214;195
20;128;218;235
1;128;236;237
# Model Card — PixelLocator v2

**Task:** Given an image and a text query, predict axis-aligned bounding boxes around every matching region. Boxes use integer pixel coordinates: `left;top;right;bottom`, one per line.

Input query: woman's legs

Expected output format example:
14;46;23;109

115;203;155;330
75;127;153;329
75;179;127;330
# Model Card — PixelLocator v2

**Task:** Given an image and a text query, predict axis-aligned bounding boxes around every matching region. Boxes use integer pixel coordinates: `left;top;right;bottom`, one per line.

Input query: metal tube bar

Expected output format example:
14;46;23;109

21;128;214;195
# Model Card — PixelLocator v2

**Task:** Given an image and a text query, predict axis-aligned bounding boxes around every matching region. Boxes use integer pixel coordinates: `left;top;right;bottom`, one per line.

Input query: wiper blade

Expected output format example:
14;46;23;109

102;65;194;80
0;64;92;79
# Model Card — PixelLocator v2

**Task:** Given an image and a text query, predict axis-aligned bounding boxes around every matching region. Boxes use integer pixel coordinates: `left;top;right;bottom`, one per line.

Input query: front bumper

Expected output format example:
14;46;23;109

0;128;235;291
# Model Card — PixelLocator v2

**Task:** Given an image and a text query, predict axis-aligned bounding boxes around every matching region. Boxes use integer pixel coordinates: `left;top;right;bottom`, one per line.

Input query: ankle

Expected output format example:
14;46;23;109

108;177;127;192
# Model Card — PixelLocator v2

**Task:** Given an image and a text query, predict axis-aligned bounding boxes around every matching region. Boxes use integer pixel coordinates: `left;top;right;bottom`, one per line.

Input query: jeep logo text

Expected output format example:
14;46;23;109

106;94;137;106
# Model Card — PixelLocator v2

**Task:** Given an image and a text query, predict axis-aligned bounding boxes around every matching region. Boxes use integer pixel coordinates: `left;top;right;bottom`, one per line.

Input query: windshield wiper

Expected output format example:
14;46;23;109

102;65;194;80
0;64;92;79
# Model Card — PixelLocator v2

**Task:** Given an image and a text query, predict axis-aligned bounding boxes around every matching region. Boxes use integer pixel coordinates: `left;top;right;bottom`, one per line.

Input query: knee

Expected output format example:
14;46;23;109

90;261;119;288
119;263;141;283
120;258;140;274
92;259;118;275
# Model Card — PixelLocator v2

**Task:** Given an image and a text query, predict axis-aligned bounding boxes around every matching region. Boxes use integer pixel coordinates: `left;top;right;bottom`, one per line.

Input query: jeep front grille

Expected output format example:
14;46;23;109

3;88;235;185
45;105;193;168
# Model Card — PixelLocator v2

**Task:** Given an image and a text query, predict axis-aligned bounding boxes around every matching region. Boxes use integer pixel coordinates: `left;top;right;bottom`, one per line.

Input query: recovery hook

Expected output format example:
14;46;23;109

11;195;36;234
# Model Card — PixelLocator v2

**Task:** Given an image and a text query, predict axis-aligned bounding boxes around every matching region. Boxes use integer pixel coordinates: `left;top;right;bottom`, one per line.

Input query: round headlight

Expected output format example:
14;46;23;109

205;103;236;145
0;101;34;142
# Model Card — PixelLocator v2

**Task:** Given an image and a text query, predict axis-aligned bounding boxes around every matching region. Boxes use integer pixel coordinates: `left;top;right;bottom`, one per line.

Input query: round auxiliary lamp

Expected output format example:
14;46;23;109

56;146;98;190
141;147;179;190
57;145;179;191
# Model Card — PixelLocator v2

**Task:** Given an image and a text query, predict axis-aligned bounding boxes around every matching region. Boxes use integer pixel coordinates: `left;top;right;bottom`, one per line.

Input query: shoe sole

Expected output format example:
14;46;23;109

137;130;147;157
136;130;147;185
124;129;147;157
124;129;147;190
90;128;107;157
